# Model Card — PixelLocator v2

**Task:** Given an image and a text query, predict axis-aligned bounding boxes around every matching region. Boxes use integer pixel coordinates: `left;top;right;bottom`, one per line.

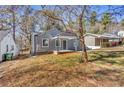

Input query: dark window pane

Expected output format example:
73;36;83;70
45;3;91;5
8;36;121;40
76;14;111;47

56;40;59;46
43;39;49;46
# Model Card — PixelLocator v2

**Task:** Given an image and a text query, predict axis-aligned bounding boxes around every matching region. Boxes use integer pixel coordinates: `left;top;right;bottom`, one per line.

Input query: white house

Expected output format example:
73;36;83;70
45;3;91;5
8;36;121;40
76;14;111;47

0;30;19;62
84;33;122;49
118;31;124;37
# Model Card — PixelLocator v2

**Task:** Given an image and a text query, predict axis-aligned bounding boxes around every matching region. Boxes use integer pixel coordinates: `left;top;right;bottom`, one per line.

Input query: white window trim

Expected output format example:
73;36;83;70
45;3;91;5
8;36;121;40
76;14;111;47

55;39;61;47
42;38;49;47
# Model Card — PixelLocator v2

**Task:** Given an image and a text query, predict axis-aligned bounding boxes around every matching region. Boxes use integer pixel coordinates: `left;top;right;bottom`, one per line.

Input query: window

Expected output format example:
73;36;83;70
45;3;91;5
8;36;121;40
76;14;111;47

55;39;61;47
42;38;49;47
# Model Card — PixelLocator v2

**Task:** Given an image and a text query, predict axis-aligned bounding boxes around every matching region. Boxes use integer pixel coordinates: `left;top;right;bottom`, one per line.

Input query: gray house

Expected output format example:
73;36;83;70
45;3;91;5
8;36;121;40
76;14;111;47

31;28;81;55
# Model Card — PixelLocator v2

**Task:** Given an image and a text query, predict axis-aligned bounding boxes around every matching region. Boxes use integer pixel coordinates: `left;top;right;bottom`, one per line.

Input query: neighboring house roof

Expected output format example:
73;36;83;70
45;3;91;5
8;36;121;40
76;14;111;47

101;33;121;39
84;33;121;39
0;30;11;42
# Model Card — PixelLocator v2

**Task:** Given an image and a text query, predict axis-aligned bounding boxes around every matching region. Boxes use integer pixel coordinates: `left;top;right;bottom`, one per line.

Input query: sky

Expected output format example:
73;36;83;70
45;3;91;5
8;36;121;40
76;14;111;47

31;5;41;10
31;5;124;22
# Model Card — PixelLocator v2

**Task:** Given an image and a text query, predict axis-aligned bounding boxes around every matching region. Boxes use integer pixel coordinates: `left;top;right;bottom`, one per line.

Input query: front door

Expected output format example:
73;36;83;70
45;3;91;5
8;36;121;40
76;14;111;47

62;40;67;50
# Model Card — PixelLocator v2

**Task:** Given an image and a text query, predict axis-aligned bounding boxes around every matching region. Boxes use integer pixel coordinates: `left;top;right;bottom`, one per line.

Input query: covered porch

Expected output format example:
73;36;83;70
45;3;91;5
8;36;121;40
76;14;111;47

51;35;78;54
99;37;121;48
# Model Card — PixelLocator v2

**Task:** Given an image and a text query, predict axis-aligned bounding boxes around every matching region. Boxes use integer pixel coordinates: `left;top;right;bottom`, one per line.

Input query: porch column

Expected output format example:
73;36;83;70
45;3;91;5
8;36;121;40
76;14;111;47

100;38;102;48
74;38;78;51
58;35;60;52
31;33;35;55
54;35;60;55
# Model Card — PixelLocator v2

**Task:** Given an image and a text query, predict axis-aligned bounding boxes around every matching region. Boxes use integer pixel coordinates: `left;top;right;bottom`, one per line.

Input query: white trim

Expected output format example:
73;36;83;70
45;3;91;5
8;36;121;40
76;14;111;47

55;39;61;47
87;46;101;49
42;38;49;48
52;36;76;40
62;39;68;50
74;40;78;51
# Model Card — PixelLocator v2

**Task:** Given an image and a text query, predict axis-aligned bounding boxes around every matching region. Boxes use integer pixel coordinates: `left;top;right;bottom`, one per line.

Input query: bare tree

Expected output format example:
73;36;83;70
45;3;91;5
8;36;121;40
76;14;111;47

78;6;89;63
37;5;90;63
0;5;23;40
19;6;34;54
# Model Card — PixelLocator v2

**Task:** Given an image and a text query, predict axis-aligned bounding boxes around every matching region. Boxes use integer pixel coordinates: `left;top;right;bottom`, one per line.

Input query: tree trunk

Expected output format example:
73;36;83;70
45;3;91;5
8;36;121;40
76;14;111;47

80;37;88;63
29;33;32;55
9;6;16;41
79;13;88;63
12;11;16;41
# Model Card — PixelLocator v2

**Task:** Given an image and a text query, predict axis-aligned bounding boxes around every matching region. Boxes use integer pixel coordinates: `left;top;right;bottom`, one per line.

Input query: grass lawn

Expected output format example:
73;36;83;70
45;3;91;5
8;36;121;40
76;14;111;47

0;48;124;86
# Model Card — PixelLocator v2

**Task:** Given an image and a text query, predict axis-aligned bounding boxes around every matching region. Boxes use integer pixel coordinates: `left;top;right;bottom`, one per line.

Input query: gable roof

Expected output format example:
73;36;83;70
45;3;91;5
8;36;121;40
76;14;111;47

35;28;62;37
0;30;11;41
35;28;77;38
59;31;77;37
46;28;62;37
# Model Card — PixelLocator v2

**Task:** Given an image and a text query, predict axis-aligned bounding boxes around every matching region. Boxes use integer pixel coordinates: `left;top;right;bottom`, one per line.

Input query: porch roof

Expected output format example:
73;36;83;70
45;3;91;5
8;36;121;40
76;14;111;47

84;33;121;39
100;34;121;39
51;36;77;40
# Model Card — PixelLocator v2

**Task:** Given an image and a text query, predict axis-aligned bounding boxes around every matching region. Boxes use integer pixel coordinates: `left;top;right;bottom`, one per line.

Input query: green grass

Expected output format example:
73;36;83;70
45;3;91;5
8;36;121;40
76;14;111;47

0;51;124;86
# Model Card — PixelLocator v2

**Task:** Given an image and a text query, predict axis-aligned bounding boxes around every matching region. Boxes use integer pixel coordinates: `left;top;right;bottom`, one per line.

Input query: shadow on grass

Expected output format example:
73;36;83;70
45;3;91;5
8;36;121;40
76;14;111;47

93;69;124;86
13;54;31;61
89;51;124;65
95;69;121;75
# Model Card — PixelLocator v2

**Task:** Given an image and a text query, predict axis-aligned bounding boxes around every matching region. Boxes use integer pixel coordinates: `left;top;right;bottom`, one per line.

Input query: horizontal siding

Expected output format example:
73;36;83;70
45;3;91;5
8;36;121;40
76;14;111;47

85;36;96;46
0;33;19;61
34;33;82;53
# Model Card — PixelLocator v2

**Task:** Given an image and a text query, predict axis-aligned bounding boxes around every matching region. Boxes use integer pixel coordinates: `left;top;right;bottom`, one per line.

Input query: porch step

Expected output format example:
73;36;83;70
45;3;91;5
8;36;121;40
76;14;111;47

53;50;75;55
